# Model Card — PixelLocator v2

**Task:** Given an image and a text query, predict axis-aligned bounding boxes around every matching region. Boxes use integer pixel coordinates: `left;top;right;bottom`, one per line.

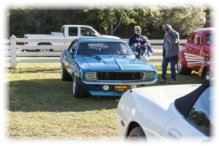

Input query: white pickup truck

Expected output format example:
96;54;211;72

24;25;119;51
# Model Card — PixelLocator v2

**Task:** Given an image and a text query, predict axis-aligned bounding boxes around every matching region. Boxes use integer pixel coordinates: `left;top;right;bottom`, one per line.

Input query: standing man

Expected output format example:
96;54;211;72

128;26;152;59
160;24;180;83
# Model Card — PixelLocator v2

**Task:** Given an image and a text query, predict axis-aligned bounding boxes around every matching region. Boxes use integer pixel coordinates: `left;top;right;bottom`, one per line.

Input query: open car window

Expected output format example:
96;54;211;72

76;42;134;56
186;87;211;136
188;33;195;43
80;27;96;36
174;80;211;136
194;34;203;45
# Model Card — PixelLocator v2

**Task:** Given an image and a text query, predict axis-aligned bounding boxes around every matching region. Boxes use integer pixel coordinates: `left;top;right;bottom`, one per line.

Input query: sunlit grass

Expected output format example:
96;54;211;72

7;62;204;139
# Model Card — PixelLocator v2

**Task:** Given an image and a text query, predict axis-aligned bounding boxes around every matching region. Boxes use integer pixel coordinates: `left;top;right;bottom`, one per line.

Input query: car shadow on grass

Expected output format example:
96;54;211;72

152;72;205;86
8;72;205;112
8;67;61;74
9;79;120;112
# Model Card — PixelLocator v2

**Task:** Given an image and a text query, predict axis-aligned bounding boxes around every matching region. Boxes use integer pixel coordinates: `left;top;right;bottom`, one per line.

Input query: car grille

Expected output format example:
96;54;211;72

97;72;144;80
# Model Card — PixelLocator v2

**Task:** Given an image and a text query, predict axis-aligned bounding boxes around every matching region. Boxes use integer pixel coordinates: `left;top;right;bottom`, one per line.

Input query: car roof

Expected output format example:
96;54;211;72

77;37;125;43
194;28;213;33
174;80;210;117
62;25;94;28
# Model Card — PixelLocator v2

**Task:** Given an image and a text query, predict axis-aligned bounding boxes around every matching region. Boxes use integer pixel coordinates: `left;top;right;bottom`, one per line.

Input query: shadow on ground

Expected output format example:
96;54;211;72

8;71;205;113
9;79;119;112
8;67;60;74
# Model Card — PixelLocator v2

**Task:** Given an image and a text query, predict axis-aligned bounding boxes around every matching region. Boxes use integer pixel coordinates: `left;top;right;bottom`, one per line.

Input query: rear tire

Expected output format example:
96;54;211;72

61;63;72;81
38;42;53;52
127;127;146;140
72;76;87;98
176;59;191;75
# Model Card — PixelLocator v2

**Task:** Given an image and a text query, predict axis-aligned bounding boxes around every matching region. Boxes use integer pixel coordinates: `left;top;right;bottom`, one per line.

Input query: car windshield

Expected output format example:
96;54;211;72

76;42;133;56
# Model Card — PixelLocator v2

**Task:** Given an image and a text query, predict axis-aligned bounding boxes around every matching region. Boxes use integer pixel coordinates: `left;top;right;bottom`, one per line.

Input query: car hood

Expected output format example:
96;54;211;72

74;55;156;72
132;84;201;113
100;34;120;39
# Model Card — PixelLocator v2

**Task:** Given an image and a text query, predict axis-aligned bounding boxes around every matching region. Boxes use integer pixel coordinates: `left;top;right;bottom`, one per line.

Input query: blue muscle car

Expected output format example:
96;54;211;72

60;37;157;98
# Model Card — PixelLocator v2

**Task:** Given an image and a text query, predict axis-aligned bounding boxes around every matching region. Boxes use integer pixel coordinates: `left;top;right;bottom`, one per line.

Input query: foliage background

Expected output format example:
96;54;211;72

8;6;211;39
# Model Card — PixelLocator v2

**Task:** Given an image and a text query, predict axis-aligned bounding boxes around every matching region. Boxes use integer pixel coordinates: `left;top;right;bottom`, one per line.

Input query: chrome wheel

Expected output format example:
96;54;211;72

176;59;191;75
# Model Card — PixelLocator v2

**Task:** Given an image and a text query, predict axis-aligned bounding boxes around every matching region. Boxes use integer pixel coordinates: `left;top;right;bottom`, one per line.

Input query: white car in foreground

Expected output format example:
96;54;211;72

116;80;211;141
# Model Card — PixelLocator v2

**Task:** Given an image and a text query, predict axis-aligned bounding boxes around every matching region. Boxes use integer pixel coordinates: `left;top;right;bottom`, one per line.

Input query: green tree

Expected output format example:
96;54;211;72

158;7;206;37
84;8;137;35
8;7;209;39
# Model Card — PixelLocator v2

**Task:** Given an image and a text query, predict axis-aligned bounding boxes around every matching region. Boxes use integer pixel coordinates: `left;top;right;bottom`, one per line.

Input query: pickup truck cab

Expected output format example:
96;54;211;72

24;25;119;51
60;25;99;38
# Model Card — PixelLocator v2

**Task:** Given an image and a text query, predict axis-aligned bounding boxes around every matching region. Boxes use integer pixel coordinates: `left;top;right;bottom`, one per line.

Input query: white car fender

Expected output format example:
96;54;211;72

117;89;178;140
117;84;202;140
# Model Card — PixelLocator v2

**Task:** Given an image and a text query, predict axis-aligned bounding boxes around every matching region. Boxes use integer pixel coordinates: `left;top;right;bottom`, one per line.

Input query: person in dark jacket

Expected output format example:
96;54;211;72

128;26;152;59
160;24;180;83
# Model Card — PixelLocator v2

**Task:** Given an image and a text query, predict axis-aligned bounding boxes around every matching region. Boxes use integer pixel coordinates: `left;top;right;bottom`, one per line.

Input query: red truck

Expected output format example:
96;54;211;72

176;28;213;79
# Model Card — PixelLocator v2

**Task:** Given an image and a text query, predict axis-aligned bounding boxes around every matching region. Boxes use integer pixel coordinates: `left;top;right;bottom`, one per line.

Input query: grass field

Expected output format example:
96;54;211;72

7;62;205;139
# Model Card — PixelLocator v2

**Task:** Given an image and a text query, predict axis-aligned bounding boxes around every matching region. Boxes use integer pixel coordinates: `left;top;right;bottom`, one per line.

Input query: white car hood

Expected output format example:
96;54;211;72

132;84;201;112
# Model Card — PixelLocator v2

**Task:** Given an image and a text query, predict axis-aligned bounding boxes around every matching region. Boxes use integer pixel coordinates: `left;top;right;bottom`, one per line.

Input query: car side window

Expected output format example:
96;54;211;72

194;34;203;45
188;34;195;43
186;87;211;136
69;27;78;36
80;27;96;36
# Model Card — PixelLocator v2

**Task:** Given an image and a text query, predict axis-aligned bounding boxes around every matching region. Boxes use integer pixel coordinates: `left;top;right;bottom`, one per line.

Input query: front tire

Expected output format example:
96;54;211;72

38;42;53;52
176;59;191;75
72;76;87;98
127;127;146;140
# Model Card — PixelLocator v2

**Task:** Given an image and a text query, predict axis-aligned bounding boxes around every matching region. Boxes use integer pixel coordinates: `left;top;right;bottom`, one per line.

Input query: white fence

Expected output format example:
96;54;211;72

8;35;186;69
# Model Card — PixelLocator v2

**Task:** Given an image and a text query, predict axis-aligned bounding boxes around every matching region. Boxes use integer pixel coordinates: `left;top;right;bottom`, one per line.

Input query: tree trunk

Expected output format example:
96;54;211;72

110;22;114;35
113;18;122;34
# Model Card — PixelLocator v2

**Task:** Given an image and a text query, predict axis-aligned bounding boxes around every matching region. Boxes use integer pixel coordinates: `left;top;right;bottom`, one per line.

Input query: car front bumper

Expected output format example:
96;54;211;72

81;79;157;96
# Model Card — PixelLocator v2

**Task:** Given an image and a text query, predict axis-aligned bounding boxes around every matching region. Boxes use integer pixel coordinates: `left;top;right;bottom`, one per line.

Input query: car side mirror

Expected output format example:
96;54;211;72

68;50;74;55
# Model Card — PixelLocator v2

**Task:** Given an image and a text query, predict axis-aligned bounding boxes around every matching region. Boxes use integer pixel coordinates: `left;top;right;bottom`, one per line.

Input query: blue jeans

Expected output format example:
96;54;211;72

161;56;177;80
136;48;143;58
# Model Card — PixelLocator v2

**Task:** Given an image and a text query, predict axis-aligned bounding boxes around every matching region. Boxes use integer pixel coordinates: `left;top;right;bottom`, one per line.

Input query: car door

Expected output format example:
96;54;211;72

185;32;204;71
64;40;78;74
184;32;194;57
161;87;211;140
